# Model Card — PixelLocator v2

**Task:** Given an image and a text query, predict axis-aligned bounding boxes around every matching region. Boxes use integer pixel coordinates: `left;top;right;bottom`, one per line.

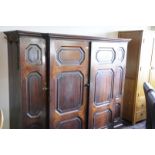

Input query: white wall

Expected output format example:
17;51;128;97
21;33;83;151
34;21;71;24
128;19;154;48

151;26;155;30
0;26;150;128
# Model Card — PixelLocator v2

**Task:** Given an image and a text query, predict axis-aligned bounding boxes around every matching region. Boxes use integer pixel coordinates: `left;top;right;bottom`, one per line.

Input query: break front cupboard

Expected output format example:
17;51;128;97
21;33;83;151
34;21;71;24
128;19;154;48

5;31;129;129
118;30;155;124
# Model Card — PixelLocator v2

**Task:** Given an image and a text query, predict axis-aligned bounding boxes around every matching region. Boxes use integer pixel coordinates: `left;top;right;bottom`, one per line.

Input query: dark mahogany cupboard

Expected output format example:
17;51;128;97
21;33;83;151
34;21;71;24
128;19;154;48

89;42;128;128
5;31;129;129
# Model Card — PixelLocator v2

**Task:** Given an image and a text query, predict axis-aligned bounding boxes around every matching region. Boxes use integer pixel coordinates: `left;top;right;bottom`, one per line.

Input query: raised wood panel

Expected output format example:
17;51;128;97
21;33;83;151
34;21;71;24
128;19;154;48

57;46;85;65
114;103;121;122
26;44;42;65
114;67;123;98
117;47;125;62
94;69;114;106
93;110;112;129
26;72;42;118
57;71;83;113
96;48;116;64
57;117;82;129
50;39;89;129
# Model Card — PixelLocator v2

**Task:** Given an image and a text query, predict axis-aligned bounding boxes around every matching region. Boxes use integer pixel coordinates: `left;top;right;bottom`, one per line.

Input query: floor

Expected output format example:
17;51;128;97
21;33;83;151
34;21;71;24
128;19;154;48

121;120;146;129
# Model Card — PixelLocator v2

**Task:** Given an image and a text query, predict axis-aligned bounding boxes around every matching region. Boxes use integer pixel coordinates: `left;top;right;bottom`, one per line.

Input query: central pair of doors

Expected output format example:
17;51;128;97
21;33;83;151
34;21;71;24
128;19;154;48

49;39;123;129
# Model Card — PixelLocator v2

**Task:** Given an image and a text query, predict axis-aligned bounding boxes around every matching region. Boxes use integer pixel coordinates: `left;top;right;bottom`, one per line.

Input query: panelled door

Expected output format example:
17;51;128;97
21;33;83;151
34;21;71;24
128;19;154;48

49;39;89;129
20;36;47;128
89;41;127;129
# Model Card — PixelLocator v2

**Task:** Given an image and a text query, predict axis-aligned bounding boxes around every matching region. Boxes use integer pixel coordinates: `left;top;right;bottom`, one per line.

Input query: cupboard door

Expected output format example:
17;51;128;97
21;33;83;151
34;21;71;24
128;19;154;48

20;37;47;128
49;39;89;129
89;42;127;128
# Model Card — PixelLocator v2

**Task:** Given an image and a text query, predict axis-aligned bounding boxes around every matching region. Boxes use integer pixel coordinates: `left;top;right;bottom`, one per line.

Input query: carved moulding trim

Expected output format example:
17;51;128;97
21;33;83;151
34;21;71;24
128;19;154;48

57;46;85;65
26;72;42;119
25;44;42;65
56;71;84;113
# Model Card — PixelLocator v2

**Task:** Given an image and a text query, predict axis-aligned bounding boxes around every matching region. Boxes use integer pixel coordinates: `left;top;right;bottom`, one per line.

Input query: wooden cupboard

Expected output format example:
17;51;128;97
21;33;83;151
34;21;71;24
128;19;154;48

89;42;128;128
118;30;155;124
5;31;48;129
5;31;129;129
49;39;89;129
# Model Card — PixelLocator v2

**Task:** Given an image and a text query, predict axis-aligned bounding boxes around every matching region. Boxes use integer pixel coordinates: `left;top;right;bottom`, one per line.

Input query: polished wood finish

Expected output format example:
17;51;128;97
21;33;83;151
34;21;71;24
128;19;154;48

89;42;128;128
119;30;154;124
5;31;129;129
19;37;47;128
49;39;89;129
5;32;47;128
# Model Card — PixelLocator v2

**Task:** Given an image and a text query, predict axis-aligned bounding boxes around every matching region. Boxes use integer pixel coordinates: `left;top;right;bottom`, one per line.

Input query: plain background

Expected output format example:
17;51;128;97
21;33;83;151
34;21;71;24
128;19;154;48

0;0;155;155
